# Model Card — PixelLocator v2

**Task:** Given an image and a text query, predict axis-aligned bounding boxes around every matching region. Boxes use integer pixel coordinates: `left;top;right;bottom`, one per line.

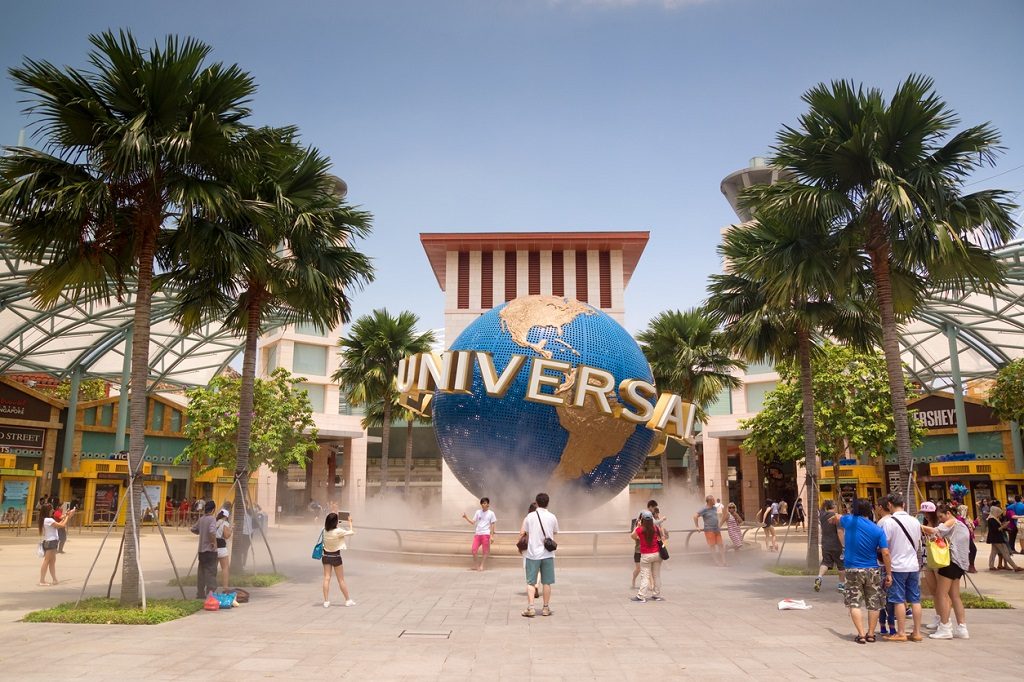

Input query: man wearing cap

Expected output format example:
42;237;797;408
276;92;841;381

191;500;219;599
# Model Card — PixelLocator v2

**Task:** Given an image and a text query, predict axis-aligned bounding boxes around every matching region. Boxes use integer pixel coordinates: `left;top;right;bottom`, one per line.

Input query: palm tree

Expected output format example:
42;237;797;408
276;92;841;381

707;211;879;571
745;75;1019;501
0;31;254;605
163;128;373;567
636;308;744;490
361;397;431;497
334;311;435;497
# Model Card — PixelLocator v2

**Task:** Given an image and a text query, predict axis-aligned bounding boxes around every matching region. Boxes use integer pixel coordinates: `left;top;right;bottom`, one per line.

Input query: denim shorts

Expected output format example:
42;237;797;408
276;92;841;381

887;570;921;604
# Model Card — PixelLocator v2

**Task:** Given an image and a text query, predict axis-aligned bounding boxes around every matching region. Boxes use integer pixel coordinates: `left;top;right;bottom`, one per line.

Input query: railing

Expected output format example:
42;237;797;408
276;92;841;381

355;523;764;556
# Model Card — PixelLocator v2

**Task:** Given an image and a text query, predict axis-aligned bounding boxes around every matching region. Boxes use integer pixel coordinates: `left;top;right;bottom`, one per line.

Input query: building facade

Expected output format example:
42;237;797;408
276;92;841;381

420;231;651;516
258;321;368;522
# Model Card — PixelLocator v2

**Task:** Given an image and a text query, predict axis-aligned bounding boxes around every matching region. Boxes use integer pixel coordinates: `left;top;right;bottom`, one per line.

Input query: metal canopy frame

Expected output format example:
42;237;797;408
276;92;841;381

900;242;1024;386
0;239;288;387
2;240;1024;388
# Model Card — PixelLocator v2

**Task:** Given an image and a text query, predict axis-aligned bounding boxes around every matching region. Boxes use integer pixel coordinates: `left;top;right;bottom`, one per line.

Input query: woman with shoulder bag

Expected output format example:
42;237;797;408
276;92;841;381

214;509;233;589
321;512;356;608
921;503;971;639
955;504;978;573
984;504;1021;572
38;505;74;586
630;511;666;603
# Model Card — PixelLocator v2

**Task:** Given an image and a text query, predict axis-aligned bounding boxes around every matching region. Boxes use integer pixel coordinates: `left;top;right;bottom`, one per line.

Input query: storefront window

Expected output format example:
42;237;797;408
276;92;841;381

93;484;119;523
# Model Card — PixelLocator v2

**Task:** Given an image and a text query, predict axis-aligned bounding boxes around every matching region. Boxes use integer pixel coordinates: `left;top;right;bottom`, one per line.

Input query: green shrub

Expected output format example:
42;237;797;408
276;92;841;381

921;594;1011;609
24;598;203;625
768;565;828;576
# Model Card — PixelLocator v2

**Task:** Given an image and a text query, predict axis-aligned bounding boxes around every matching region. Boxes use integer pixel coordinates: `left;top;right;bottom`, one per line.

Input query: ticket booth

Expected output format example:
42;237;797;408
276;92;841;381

192;467;257;509
58;455;171;525
0;453;43;529
819;463;885;505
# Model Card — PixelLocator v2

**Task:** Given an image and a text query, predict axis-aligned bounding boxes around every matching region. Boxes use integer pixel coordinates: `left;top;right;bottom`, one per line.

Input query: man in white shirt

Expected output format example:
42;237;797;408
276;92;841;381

461;497;497;571
519;492;559;618
877;493;924;642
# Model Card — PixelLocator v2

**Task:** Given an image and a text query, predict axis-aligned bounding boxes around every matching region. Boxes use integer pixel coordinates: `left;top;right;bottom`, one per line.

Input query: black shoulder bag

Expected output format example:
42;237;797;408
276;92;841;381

891;516;923;570
536;510;557;552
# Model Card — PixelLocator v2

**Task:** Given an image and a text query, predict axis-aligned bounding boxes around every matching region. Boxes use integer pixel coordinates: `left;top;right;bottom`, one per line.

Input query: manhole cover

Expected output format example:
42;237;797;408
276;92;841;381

399;630;451;639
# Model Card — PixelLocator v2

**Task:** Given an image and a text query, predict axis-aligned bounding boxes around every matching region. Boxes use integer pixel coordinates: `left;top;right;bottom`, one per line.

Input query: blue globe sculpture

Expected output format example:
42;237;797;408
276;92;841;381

432;295;658;510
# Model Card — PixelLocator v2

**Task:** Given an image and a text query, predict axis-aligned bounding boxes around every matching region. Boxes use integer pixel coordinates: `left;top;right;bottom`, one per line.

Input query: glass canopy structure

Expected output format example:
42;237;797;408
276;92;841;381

1;238;1023;388
902;241;1024;386
0;239;287;387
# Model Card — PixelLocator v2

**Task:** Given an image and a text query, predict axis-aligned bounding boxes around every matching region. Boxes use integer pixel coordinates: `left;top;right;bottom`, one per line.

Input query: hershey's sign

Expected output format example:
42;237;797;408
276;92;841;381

915;408;957;428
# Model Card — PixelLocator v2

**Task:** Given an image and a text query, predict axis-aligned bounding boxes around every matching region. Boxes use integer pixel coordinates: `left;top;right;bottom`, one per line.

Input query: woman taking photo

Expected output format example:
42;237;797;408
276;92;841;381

630;510;666;602
321;511;356;608
38;505;74;586
922;503;971;640
214;509;233;589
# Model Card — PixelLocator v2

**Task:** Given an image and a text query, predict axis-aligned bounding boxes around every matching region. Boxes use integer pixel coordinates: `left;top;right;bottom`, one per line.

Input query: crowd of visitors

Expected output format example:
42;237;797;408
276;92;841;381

812;491;1024;644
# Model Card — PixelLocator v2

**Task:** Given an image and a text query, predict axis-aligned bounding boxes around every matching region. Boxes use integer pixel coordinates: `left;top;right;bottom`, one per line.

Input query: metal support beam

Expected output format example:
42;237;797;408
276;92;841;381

62;366;82;472
1011;421;1024;474
114;329;132;451
945;324;970;452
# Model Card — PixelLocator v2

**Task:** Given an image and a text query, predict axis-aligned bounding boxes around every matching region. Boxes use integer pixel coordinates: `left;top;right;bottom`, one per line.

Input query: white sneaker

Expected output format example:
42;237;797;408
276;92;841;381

323;601;330;608
953;624;969;639
929;623;953;640
925;616;940;631
344;599;356;607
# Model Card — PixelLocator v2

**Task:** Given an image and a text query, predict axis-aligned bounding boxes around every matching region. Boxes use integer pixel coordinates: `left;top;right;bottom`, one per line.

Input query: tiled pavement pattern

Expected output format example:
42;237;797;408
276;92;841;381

0;523;1021;680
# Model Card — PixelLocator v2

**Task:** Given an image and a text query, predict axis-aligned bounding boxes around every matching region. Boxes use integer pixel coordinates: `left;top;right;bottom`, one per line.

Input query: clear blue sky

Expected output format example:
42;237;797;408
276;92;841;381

2;0;1022;339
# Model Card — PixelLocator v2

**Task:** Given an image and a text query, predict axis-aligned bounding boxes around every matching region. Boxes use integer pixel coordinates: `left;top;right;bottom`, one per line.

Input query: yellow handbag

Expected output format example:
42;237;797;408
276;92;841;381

926;536;951;570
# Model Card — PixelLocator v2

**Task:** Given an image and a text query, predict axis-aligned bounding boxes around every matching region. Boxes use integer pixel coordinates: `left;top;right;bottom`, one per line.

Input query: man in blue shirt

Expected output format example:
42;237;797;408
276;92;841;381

829;498;892;643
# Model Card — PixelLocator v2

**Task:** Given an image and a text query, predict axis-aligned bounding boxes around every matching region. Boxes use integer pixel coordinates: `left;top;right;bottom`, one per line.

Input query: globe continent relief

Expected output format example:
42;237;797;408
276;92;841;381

431;295;658;510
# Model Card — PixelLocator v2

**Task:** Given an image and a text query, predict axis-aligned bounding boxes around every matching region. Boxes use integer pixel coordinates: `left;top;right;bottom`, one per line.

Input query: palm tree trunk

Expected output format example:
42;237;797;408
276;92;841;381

120;222;158;606
797;330;820;572
230;297;261;569
404;417;413;497
660;447;670;494
380;400;392;497
867;229;915;503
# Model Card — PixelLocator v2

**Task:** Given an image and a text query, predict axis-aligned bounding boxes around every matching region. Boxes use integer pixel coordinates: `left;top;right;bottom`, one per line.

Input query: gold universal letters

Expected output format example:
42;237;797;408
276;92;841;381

396;350;695;443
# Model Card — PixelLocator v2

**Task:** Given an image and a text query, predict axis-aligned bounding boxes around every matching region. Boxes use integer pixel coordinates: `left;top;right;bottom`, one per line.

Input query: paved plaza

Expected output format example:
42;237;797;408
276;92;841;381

1;522;1021;681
